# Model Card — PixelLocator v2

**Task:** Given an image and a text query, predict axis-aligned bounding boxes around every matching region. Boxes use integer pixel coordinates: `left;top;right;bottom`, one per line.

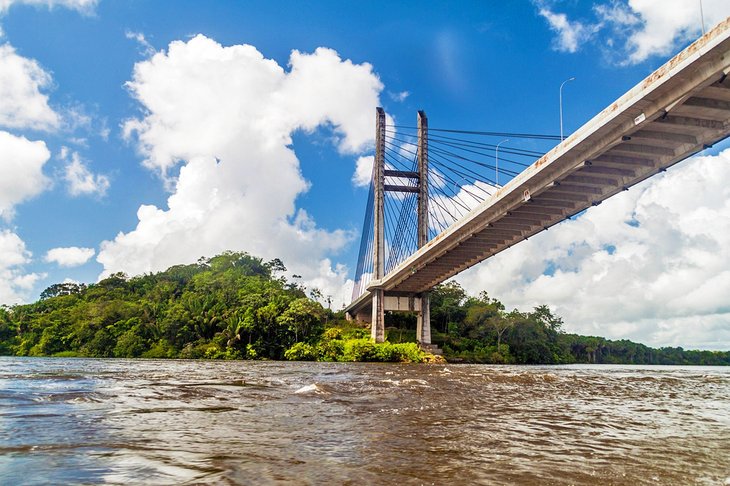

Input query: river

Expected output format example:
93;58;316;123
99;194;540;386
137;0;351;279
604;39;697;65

0;357;728;485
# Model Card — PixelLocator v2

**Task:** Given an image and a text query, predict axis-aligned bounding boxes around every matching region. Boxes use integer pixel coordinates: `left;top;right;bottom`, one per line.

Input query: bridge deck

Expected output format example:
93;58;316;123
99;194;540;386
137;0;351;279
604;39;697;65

347;18;730;316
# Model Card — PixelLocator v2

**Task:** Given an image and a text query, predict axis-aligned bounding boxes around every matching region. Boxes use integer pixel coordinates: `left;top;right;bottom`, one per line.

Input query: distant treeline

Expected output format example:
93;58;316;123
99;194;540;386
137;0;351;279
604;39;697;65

410;281;730;365
0;252;726;365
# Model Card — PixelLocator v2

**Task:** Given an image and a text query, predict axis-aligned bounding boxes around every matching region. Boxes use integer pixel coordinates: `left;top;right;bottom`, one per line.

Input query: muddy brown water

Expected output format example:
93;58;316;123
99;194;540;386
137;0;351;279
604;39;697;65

1;357;729;485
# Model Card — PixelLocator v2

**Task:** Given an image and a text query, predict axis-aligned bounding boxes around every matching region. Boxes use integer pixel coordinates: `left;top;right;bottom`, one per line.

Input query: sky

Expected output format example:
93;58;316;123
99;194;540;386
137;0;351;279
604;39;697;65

1;0;730;349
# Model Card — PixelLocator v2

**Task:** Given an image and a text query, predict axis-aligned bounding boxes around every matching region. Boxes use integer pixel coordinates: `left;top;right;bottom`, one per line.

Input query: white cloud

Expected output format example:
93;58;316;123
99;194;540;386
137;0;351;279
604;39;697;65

60;147;109;196
102;35;383;301
538;7;596;53
620;0;730;63
125;30;155;56
388;90;409;102
458;149;730;349
0;43;59;131
0;0;97;14
430;180;497;231
537;1;730;64
352;155;373;187
0;130;50;220
0;229;43;304
45;246;95;267
123;38;381;179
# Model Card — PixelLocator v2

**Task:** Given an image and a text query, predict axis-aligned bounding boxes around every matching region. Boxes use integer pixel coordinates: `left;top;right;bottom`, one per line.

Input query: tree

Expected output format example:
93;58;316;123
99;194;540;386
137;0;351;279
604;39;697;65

40;282;86;300
265;258;287;274
462;298;501;340
531;305;563;333
277;298;325;344
221;313;244;348
491;315;514;349
309;288;323;301
431;282;467;333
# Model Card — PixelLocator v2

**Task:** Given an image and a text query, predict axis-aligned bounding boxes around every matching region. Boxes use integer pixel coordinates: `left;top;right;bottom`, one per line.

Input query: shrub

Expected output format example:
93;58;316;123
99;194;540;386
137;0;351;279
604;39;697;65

342;338;379;361
339;338;426;363
388;343;424;363
323;327;343;340
284;342;317;361
178;341;207;359
316;338;344;361
343;327;369;339
244;344;258;360
142;340;176;358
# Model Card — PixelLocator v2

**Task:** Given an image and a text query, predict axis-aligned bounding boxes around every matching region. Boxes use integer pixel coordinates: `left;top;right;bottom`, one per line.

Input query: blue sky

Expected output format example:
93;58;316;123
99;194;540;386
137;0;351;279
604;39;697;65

1;0;730;349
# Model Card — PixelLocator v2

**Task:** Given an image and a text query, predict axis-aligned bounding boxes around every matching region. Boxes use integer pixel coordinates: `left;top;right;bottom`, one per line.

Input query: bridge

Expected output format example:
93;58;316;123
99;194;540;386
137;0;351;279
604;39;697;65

345;18;730;347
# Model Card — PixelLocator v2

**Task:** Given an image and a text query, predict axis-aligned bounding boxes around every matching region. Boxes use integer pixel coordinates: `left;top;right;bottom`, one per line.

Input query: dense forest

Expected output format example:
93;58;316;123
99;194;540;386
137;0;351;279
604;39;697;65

0;251;727;365
420;282;730;365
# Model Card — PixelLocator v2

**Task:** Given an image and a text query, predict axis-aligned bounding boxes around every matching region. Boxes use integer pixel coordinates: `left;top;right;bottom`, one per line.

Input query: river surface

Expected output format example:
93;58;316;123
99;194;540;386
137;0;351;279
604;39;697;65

1;358;729;485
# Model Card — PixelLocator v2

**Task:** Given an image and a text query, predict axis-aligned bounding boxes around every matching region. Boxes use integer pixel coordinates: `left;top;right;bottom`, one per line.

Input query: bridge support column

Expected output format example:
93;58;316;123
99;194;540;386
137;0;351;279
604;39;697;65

416;111;431;345
416;292;431;344
370;107;386;343
371;289;385;343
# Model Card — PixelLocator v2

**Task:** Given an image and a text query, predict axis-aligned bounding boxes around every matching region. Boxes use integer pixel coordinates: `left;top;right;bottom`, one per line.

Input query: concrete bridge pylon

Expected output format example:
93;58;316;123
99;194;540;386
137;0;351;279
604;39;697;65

364;108;432;345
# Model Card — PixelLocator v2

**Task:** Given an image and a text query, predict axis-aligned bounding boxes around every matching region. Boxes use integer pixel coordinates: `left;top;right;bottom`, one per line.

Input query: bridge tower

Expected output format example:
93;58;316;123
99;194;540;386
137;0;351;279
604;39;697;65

369;108;432;345
416;110;430;345
371;107;386;342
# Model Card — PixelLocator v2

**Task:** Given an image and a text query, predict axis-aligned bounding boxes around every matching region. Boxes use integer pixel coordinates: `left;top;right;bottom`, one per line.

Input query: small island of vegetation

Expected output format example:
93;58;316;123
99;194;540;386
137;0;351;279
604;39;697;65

0;251;727;365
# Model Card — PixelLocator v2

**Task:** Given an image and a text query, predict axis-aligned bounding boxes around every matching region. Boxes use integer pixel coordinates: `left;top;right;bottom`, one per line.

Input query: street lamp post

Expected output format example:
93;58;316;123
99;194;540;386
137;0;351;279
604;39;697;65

495;139;509;187
700;0;706;35
560;77;575;141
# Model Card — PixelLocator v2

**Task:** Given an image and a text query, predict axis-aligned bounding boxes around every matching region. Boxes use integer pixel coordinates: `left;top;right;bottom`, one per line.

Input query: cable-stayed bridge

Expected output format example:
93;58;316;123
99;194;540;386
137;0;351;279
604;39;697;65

345;19;730;347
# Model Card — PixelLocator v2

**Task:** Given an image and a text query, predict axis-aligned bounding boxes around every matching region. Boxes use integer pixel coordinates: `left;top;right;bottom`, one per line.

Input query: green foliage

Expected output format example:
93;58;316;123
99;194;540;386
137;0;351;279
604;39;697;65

0;252;327;361
281;327;427;363
114;330;147;358
422;284;730;365
316;338;344;361
40;282;86;300
376;342;424;363
284;342;317;361
320;337;426;363
4;251;728;365
143;340;177;359
341;338;379;361
277;298;325;344
430;282;467;334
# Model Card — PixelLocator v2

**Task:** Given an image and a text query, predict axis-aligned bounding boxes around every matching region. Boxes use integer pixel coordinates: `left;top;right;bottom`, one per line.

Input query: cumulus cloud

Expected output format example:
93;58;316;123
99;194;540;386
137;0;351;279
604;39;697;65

0;229;44;303
45;246;95;267
0;130;50;220
430;180;497;231
0;0;97;14
0;43;59;131
60;147;109;196
536;0;730;64
458;149;730;349
102;35;383;303
618;0;729;63
352;155;373;187
538;7;596;53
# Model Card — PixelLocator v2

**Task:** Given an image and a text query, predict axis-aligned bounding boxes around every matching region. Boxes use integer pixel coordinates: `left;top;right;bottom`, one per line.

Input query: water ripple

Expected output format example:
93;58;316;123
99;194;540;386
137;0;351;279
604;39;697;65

0;358;729;484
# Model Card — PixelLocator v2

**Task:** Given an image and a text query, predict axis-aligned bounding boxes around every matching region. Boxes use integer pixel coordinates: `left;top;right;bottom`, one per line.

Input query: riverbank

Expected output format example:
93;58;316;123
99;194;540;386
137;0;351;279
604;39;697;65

1;252;727;365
